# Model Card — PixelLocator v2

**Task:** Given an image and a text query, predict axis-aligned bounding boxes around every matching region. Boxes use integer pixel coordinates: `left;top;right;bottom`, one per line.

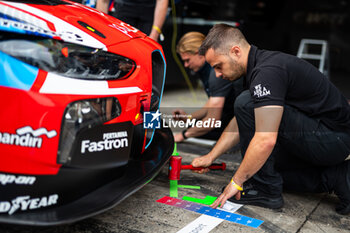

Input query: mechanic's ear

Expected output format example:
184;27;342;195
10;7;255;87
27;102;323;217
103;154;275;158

230;46;241;58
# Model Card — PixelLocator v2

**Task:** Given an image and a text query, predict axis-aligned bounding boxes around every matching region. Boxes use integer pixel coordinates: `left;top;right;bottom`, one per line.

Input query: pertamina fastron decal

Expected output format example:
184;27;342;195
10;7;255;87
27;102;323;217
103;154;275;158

81;131;129;154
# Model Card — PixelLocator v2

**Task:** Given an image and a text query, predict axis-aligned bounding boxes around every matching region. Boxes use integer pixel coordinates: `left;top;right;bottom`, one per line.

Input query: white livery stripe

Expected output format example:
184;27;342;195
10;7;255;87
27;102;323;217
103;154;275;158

2;1;107;50
0;3;50;30
39;73;142;95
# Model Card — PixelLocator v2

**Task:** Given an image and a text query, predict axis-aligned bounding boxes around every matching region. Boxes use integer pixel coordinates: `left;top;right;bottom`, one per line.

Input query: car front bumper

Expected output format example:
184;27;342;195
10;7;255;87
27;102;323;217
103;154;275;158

0;127;173;226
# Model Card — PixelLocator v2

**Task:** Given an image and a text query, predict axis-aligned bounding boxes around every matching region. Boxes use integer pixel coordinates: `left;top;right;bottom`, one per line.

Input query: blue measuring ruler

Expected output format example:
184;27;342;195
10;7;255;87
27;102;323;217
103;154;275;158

157;196;263;228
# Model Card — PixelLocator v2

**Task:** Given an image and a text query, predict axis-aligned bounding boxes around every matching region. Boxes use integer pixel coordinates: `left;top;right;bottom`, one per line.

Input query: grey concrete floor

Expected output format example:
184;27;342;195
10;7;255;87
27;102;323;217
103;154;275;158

0;87;349;233
1;143;349;233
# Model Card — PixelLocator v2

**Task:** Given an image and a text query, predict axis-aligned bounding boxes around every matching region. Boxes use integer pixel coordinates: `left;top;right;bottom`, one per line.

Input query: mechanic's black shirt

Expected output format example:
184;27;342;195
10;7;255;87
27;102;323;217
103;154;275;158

246;45;350;133
198;62;244;121
115;0;155;7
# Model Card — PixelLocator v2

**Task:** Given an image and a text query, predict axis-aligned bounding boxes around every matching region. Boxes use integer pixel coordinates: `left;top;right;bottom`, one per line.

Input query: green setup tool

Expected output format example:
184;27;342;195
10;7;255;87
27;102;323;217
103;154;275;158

169;143;201;197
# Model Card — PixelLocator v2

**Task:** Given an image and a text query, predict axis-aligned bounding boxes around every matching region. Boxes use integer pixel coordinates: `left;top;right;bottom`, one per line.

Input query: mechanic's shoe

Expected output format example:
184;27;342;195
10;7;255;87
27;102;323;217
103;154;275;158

225;183;284;209
329;160;350;215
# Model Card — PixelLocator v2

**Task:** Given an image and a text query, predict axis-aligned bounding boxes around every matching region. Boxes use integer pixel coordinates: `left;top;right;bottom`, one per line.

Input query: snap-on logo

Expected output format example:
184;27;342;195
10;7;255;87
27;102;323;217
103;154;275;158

0;126;57;148
0;173;36;185
81;131;128;154
0;194;58;215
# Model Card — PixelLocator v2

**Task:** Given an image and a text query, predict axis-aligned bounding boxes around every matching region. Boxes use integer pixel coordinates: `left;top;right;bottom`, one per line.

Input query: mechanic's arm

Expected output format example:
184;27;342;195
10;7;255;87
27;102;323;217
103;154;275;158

172;102;207;121
149;0;169;41
191;116;240;172
96;0;109;13
186;98;210;120
210;105;284;208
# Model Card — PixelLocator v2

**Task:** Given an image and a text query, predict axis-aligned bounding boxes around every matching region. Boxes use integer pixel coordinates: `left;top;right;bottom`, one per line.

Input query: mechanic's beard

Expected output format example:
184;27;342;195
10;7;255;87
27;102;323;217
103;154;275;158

227;57;244;81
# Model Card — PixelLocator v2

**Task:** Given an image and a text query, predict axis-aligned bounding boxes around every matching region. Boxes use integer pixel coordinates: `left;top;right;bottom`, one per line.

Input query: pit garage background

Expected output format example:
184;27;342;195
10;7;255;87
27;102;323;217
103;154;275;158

161;0;350;98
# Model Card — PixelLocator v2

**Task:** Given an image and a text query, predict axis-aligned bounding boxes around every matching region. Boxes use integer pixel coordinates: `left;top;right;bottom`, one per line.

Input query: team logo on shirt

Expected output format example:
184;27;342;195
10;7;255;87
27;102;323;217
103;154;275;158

253;84;271;98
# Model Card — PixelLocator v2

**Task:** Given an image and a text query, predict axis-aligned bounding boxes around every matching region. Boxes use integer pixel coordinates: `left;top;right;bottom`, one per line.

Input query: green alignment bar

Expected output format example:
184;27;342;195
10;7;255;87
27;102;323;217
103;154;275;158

182;195;217;205
177;185;201;189
169;180;178;197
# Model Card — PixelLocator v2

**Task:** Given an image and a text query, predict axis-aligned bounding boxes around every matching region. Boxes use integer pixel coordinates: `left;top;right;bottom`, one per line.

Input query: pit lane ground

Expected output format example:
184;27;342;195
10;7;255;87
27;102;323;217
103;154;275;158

0;88;349;233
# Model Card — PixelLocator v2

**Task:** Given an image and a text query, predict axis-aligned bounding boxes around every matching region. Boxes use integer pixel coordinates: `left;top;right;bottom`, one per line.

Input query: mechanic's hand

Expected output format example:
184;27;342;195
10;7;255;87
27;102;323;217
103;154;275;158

172;109;187;121
149;31;159;42
210;181;241;209
174;133;185;143
191;154;214;174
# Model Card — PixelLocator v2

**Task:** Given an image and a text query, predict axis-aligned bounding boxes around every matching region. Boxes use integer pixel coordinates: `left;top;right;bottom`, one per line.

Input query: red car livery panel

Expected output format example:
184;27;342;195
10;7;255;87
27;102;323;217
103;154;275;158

0;0;173;225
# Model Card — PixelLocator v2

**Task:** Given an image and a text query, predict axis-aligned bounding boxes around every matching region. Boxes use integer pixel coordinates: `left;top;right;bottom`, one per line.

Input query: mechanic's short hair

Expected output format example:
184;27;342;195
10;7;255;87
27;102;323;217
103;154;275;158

199;24;248;56
176;32;205;55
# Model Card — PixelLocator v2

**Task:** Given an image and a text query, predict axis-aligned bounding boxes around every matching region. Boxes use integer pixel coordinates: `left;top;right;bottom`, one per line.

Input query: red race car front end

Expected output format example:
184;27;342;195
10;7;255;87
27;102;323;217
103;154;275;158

0;0;173;225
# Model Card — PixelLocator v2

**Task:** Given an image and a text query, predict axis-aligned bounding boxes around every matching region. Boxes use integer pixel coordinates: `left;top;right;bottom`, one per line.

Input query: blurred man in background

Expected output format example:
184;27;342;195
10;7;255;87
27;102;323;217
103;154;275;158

96;0;168;42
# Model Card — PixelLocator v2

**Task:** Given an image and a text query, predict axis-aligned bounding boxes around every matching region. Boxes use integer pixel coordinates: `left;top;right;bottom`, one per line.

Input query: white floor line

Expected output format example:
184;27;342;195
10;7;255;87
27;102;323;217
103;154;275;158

176;201;242;233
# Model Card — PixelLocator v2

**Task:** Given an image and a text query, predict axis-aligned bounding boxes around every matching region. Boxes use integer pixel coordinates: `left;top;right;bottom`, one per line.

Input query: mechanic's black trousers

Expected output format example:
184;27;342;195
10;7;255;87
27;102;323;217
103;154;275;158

235;91;350;195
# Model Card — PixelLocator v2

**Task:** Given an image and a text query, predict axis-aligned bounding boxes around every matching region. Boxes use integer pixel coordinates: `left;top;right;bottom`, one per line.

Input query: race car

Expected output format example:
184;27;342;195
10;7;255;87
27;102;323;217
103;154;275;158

0;0;173;225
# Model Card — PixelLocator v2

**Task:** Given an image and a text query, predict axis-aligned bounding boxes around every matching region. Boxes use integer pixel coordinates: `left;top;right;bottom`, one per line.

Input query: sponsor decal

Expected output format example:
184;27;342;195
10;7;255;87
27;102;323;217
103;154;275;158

0;17;84;42
81;131;128;154
253;84;271;98
108;22;138;38
143;110;161;129
0;126;57;148
0;17;55;38
0;194;58;215
1;1;106;49
0;173;36;185
16;126;57;138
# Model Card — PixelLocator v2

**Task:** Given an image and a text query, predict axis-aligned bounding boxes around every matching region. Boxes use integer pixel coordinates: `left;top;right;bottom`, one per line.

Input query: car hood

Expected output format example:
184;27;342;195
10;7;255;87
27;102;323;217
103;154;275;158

0;0;146;50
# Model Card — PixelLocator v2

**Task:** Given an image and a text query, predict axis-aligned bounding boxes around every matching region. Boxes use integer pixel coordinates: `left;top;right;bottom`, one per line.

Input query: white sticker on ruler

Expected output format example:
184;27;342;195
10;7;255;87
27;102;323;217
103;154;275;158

176;201;243;233
219;200;243;213
176;215;223;233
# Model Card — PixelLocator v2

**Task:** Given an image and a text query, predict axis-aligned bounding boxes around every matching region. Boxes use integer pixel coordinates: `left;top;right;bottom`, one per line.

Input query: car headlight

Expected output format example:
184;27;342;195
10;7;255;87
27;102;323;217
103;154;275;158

58;97;121;164
0;32;136;80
